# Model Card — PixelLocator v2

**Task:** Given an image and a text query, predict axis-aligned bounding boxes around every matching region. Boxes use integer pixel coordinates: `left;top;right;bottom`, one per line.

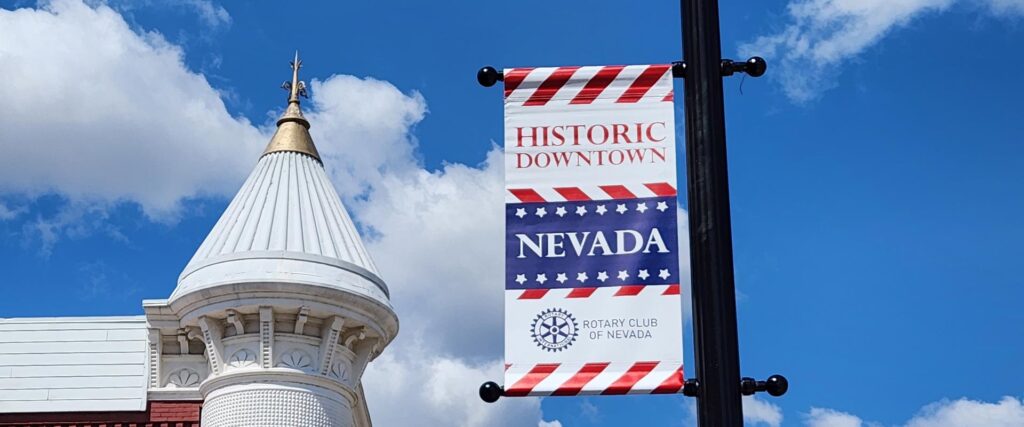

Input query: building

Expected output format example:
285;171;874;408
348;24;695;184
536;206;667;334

0;53;399;427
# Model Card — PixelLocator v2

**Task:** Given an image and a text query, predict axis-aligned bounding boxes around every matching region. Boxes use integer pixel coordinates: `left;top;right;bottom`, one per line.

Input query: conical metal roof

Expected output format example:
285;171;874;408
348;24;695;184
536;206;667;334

170;54;388;307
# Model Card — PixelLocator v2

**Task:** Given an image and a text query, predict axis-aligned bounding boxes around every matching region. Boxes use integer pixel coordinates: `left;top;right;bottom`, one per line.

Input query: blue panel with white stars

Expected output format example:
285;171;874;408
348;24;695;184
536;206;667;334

505;196;679;290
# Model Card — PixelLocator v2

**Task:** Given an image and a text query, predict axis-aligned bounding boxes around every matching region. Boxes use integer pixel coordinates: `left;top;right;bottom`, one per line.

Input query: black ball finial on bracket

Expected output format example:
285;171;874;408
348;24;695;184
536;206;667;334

682;378;700;397
477;66;502;87
720;57;768;78
745;56;767;77
765;374;788;397
740;374;789;397
479;381;503;403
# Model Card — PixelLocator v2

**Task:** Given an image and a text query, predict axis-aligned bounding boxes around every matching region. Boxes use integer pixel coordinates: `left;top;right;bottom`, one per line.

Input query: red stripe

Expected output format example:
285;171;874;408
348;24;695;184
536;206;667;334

503;68;534;98
567;287;598;298
617;65;671;103
518;289;550;300
569;66;625;105
644;182;677;197
554;187;591;201
663;284;681;295
614;285;646;296
652;366;685;394
601;362;659;395
600;185;636;199
506;364;560;397
524;66;581;106
552;363;610;396
509;188;546;203
662;91;674;102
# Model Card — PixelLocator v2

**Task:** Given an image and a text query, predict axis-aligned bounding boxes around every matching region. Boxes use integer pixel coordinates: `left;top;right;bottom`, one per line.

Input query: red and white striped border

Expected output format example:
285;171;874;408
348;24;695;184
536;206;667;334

505;361;684;396
504;65;673;107
507;182;676;204
515;284;680;300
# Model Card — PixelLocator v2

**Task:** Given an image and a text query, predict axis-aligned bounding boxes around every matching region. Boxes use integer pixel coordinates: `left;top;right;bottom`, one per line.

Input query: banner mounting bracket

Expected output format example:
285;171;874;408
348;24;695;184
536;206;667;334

475;58;765;88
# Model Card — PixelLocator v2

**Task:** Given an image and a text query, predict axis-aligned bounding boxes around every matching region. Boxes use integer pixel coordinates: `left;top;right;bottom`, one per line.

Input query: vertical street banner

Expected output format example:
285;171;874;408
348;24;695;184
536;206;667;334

503;65;683;396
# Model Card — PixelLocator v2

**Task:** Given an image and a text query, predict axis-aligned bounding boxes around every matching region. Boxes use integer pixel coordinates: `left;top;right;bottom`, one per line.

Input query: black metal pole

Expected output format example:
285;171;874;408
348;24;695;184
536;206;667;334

681;0;744;425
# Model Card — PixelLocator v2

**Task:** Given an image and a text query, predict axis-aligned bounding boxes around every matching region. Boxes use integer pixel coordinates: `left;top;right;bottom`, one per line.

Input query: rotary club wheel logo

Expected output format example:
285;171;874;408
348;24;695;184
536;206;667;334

531;308;579;352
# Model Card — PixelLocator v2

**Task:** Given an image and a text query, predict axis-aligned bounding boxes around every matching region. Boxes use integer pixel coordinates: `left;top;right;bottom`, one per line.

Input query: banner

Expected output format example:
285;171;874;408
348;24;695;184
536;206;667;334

503;65;683;396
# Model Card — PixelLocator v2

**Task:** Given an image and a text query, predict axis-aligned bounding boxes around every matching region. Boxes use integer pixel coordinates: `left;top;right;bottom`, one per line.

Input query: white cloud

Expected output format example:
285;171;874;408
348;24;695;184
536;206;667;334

805;407;866;427
740;0;1024;102
0;202;25;221
744;395;785;427
987;0;1024;14
353;150;506;359
0;0;263;220
739;0;953;102
105;0;232;31
905;396;1024;427
307;75;428;201
806;396;1024;427
362;346;555;427
22;200;127;256
178;0;231;29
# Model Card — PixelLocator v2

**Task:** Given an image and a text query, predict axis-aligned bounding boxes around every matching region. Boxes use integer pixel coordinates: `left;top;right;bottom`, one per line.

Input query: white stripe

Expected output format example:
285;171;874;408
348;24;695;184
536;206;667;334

631;362;678;392
655;72;674;96
540;288;573;298
578;362;632;394
589;65;649;105
542;66;602;106
505;67;556;103
577;185;605;200
628;183;658;198
531;364;579;394
590;286;620;297
534;187;563;203
503;366;529;388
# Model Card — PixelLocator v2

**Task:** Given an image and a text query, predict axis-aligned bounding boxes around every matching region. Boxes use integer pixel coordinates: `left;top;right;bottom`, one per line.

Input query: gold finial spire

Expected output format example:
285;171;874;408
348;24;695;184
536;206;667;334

287;50;307;104
261;51;321;163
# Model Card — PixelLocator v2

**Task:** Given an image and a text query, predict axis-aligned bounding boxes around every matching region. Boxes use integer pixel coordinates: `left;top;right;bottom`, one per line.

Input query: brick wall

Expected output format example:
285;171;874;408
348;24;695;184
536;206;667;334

0;401;201;427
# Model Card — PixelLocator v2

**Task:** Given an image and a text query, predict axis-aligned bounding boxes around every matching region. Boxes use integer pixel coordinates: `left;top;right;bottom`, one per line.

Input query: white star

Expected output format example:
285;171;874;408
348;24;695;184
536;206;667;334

576;272;589;283
616;203;628;214
515;274;527;284
595;204;608;215
555;206;567;217
515;208;527;218
536;273;548;284
617;270;630;281
535;207;547;218
575;205;588;216
638;269;650;280
556;273;568;284
636;202;648;213
597;271;609;282
658;269;671;280
656;201;669;212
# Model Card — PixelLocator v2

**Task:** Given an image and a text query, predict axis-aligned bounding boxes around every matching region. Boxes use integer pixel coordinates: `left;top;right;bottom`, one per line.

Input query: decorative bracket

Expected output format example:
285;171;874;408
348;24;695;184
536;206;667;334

294;307;310;334
177;328;190;354
198;316;224;375
259;307;274;368
147;329;162;388
226;309;244;335
318;317;345;376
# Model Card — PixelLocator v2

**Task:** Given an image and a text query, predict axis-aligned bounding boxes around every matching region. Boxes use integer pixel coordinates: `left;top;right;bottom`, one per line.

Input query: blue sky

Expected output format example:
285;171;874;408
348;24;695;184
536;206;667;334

1;0;1022;426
